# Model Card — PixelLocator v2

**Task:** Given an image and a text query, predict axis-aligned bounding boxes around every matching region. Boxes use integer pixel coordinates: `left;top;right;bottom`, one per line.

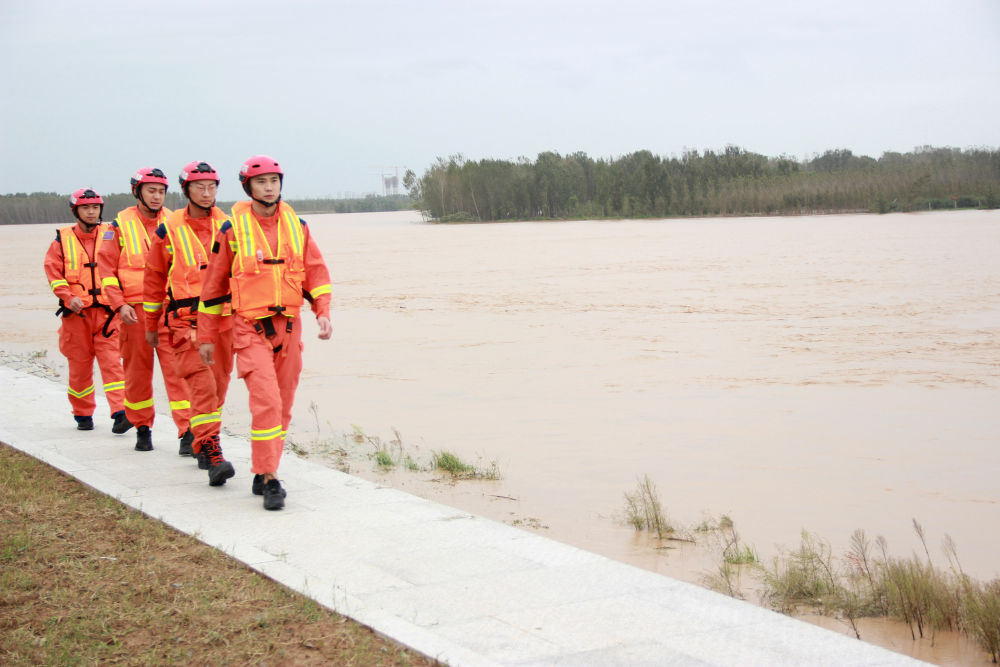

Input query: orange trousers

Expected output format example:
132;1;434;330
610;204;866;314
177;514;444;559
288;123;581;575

58;306;125;417
169;322;233;453
120;308;190;436
233;314;302;475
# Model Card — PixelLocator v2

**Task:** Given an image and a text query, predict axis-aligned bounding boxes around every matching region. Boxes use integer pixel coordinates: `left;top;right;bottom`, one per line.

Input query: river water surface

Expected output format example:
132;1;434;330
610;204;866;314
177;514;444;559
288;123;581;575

3;210;998;663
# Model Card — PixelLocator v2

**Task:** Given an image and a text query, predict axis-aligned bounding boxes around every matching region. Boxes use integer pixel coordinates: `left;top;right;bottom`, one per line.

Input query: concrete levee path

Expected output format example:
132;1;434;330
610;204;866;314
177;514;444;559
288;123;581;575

0;365;926;666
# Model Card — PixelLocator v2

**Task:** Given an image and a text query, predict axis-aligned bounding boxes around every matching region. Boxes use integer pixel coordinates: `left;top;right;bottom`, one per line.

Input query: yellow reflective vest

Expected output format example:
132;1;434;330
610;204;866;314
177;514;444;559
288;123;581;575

228;201;307;320
162;207;230;322
113;206;170;304
55;223;111;308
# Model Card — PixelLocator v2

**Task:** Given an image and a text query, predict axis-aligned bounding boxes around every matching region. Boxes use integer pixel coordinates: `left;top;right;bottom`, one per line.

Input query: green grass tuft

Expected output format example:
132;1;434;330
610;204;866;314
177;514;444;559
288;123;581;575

432;450;474;475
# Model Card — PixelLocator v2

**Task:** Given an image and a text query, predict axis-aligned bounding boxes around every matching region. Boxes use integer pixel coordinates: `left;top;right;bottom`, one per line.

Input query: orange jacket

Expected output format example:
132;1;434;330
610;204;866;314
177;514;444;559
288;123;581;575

197;201;331;343
97;206;171;309
44;223;112;309
143;206;230;331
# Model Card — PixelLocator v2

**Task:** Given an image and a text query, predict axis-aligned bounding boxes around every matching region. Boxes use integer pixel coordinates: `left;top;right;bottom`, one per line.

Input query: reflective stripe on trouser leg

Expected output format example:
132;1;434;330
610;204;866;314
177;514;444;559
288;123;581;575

124;396;154;411
59;309;98;416
120;308;155;428
169;399;191;437
154;313;192;437
234;314;302;474
66;381;96;415
92;310;125;415
251;425;283;479
273;316;302;454
67;383;95;398
172;336;220;454
251;425;282;441
190;410;221;433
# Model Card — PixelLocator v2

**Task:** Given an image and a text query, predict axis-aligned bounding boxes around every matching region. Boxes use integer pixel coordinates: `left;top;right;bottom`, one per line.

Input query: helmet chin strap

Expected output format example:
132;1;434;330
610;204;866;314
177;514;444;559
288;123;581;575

188;199;214;213
252;194;281;210
183;183;215;213
137;191;161;216
74;208;102;232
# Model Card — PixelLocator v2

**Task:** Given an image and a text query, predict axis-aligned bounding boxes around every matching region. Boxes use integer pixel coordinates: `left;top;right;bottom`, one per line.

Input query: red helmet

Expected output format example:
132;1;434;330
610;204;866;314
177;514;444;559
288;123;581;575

178;161;220;191
130;167;169;198
239;154;283;194
69;187;104;208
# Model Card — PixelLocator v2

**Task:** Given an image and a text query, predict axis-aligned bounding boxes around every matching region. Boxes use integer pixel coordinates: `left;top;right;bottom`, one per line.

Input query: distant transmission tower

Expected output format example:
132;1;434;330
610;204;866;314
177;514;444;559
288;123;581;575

370;165;405;195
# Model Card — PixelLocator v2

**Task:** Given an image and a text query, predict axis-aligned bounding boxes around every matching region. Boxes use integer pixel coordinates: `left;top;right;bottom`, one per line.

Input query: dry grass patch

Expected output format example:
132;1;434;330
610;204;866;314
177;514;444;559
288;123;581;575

0;443;439;666
622;475;672;538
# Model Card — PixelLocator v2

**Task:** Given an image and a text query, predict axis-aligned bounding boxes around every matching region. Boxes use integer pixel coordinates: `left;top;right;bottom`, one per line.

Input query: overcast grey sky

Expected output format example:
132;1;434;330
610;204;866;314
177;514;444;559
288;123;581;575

1;0;997;201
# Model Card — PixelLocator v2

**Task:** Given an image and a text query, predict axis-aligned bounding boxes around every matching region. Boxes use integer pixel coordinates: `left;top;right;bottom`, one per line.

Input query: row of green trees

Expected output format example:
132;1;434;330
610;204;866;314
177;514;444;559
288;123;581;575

0;193;412;225
291;194;411;215
405;146;1000;221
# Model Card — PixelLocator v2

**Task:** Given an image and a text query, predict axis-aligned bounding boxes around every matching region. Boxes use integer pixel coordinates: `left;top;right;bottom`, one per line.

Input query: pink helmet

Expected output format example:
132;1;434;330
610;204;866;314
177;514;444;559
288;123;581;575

178;161;220;192
239;154;283;194
69;187;104;208
130;167;169;198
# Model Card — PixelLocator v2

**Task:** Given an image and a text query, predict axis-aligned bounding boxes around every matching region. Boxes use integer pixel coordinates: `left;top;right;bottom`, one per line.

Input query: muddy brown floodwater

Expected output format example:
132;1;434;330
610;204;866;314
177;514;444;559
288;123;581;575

2;210;998;664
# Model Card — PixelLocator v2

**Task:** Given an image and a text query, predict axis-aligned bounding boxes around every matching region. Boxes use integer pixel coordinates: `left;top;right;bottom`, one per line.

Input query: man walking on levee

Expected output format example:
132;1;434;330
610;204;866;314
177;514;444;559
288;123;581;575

198;155;332;510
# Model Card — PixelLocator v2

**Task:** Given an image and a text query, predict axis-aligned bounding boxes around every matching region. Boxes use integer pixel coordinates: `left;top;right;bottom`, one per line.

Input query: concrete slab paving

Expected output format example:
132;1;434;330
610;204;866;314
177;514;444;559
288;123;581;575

0;364;927;666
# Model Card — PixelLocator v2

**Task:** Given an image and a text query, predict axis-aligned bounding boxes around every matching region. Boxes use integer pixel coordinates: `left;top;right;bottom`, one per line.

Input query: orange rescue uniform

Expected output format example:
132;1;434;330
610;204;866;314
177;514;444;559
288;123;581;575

143;206;234;453
197;201;331;475
97;205;191;436
43;222;126;418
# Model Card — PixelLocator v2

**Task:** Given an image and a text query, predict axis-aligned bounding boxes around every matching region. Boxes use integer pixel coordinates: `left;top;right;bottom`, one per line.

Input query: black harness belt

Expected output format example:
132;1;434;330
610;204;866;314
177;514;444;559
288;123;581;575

253;314;294;354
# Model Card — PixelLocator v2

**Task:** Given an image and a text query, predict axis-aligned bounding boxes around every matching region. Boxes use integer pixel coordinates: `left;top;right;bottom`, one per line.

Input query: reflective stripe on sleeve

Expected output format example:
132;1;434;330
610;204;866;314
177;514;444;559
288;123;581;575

309;284;332;299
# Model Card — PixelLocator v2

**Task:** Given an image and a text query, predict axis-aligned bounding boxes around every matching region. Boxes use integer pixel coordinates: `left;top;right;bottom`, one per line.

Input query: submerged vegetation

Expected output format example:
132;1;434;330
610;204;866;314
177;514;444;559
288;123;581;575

406;145;1000;221
623;475;673;538
430;450;501;480
755;522;1000;660
292;418;501;482
621;479;1000;661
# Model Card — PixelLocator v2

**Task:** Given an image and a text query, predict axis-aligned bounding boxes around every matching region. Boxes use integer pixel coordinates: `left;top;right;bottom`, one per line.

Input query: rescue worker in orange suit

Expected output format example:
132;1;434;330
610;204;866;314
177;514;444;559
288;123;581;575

144;161;235;486
198;155;332;510
43;188;128;432
97;168;193;453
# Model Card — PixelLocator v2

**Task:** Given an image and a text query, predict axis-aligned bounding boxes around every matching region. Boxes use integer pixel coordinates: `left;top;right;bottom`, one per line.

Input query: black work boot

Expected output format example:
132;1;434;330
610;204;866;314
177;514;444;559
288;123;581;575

202;436;235;487
262;478;286;511
134;425;153;452
111;411;134;434
75;415;94;431
178;429;194;457
251;474;265;496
